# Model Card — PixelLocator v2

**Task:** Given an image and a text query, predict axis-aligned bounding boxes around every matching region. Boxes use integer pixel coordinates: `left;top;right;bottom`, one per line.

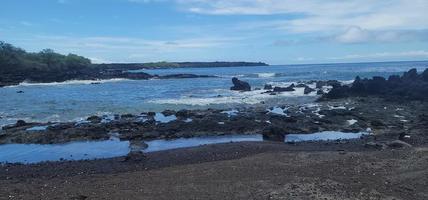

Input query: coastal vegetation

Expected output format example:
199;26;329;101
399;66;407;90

0;41;92;86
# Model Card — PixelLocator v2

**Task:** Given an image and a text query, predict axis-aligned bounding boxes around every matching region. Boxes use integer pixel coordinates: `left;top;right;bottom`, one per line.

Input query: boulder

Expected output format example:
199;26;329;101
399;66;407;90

304;86;315;94
421;69;428;82
295;83;307;88
16;120;27;127
87;116;102;123
316;90;325;95
370;120;385;127
386;140;412;149
262;126;285;142
273;84;295;92
230;77;251;91
264;84;273;90
402;68;418;81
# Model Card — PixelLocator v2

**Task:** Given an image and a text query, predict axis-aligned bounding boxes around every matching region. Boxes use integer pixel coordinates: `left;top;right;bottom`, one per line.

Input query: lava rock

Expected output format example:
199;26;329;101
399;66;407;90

230;77;251;91
16;120;27;127
87;116;102;123
273;84;295;92
386;140;412;149
323;68;428;101
262;126;285;142
304;86;315;94
264;84;273;90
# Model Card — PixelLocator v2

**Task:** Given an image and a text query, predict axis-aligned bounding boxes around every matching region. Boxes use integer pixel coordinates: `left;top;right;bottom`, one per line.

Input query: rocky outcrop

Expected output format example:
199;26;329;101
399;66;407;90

322;68;428;101
264;84;273;90
316;80;341;89
2;96;427;145
230;77;251;91
304;86;315;94
273;84;295;92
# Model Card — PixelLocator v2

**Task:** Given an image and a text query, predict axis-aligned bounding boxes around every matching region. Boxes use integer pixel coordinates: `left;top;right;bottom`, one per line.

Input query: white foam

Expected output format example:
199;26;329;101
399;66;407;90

154;113;177;123
347;119;358;126
257;73;276;78
101;114;116;123
312;107;325;118
267;107;288;116
221;109;239;117
340;80;355;85
328;105;347;110
9;78;128;87
322;86;333;93
149;85;316;106
26;125;49;131
183;118;193;123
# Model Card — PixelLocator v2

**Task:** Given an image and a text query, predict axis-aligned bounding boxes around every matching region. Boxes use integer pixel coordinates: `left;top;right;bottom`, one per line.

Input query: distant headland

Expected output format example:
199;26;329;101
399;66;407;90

95;61;268;70
0;41;268;87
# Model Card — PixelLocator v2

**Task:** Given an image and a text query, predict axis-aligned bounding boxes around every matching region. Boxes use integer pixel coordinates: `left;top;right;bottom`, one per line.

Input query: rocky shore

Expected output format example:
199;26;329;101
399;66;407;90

1;96;426;148
323;68;428;101
0;68;217;87
1;69;427;147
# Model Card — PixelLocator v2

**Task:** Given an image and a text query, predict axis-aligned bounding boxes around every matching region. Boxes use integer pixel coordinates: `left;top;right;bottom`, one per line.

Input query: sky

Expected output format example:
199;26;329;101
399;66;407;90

0;0;428;64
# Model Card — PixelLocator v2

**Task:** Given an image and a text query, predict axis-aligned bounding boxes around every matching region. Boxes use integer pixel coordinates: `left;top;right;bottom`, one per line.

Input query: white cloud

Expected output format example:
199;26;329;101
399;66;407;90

334;27;428;43
335;26;370;43
329;50;428;60
164;0;428;43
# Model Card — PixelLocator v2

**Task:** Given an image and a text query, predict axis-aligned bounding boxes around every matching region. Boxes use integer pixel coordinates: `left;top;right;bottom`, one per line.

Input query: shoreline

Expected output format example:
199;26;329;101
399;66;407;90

1;141;426;199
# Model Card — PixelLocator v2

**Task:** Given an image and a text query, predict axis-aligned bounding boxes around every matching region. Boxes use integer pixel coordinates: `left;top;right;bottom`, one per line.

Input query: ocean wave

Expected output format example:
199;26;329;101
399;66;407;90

256;73;276;78
149;86;317;106
7;78;129;87
217;72;287;79
340;80;354;85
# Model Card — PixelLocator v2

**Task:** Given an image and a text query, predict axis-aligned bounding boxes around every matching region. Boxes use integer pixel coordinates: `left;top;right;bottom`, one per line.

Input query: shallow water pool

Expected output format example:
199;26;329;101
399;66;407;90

0;138;130;164
143;134;263;153
285;131;369;142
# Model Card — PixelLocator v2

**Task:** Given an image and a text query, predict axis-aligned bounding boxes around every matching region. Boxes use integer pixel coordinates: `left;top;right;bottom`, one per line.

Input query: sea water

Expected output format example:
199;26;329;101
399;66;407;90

1;61;427;127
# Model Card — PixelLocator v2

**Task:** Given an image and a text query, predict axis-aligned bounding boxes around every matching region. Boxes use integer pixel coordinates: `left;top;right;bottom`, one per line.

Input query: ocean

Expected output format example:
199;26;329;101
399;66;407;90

1;61;427;127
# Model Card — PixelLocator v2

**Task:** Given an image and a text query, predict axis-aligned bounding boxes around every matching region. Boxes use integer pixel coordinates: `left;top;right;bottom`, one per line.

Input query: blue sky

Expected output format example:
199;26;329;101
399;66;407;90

1;0;427;64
